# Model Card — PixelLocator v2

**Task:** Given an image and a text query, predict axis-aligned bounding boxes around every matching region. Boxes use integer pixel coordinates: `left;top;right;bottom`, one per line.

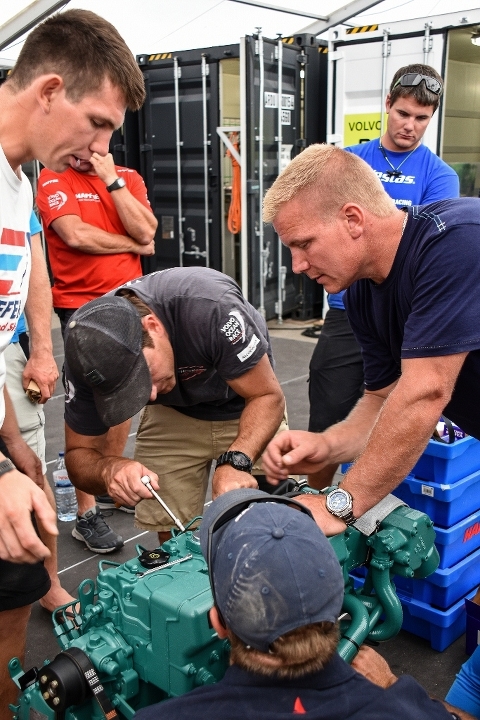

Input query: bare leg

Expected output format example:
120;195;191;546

37;478;75;612
75;487;98;515
308;464;339;490
0;605;31;718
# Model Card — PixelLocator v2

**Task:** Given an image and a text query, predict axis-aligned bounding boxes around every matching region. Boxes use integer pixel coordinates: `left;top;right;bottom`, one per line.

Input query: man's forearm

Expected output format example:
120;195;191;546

110;190;157;244
60;222;152;255
24;234;53;357
342;374;458;517
231;392;285;461
318;389;388;466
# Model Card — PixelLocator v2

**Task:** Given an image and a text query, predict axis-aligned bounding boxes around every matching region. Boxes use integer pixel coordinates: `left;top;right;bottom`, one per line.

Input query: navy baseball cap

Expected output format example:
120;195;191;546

64;295;152;427
199;489;344;652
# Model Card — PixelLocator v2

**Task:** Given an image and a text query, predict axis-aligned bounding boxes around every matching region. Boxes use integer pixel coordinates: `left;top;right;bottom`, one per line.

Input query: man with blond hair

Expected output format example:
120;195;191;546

306;66;459;489
0;8;151;711
262;143;480;536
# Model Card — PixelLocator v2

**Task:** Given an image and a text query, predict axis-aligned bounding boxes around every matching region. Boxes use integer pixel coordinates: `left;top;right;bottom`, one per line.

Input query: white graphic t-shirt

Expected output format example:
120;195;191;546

0;143;32;426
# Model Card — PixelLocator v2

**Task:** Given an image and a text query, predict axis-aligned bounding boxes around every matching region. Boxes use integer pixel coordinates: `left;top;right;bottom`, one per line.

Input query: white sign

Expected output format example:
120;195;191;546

264;93;295;110
281;110;291;126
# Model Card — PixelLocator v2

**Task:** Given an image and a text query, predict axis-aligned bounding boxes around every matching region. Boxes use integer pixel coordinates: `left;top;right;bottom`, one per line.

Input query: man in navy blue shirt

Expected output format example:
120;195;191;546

307;65;459;489
134;489;470;720
262;143;480;537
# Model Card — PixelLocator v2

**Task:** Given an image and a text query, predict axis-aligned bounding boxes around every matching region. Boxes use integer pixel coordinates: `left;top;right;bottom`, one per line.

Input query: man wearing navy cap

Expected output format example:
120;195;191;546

133;489;471;720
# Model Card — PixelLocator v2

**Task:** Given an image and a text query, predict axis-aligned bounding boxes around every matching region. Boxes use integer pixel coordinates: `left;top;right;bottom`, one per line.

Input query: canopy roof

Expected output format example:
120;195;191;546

1;0;479;67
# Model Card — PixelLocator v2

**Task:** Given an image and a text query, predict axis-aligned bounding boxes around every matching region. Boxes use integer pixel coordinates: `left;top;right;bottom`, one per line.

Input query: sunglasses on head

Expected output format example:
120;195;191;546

392;73;442;96
206;495;314;627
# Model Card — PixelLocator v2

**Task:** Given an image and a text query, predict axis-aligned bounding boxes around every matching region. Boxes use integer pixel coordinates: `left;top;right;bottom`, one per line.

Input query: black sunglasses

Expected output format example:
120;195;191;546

206;495;314;627
392;73;442;96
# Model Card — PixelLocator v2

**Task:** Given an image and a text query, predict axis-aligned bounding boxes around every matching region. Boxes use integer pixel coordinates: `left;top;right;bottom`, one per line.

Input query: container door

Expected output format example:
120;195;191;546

241;33;326;320
137;49;230;272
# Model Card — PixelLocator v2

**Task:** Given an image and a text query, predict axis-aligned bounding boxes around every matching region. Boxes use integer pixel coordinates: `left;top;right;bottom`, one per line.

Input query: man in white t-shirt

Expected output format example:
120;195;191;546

0;8;147;714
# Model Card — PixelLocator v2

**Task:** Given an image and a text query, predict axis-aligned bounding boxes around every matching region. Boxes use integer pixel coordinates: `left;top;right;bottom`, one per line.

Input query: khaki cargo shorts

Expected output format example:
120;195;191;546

134;404;288;532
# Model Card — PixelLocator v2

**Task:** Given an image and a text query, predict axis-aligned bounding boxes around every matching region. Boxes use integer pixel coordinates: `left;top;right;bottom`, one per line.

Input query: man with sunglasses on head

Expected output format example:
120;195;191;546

133;488;472;720
307;64;459;489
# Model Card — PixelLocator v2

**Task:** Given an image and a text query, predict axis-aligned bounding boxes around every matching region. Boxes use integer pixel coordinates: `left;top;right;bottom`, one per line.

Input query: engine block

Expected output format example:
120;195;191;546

9;499;439;719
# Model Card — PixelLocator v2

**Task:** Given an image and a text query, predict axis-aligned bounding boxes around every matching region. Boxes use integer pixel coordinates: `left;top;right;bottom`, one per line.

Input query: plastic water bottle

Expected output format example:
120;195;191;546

53;452;77;522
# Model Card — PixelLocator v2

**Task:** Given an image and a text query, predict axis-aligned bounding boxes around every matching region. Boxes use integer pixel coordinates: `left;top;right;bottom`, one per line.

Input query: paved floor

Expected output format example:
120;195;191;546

23;321;467;704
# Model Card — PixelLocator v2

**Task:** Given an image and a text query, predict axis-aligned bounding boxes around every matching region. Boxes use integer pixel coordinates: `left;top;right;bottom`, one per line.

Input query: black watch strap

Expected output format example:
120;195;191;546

216;451;253;473
0;459;15;477
106;177;126;192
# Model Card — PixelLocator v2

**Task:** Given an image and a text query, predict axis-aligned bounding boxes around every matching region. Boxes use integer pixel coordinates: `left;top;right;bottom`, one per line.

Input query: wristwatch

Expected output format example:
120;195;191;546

0;459;15;478
324;487;357;526
106;177;126;193
216;451;253;474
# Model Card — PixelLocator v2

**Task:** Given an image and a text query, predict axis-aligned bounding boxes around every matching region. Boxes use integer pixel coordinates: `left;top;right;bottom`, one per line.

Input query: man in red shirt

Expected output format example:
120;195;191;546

37;151;157;553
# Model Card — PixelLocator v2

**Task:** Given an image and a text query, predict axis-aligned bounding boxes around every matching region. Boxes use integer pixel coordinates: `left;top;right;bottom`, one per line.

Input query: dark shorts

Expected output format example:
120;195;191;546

0;442;51;611
0;557;50;612
308;308;364;433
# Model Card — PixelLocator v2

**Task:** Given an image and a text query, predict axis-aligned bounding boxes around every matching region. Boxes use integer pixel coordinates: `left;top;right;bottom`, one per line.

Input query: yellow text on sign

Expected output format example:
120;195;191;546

344;113;387;146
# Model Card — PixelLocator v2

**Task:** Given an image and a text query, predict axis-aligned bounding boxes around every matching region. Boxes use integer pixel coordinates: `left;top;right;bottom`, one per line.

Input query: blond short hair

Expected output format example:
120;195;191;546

228;621;339;680
263;144;395;224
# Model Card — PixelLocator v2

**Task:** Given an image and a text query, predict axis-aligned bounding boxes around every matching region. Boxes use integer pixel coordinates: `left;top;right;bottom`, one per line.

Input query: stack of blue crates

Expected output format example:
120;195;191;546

393;435;480;651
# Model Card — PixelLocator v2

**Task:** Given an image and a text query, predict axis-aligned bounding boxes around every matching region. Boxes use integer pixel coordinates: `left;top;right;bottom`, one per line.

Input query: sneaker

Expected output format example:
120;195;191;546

95;494;135;514
72;506;124;554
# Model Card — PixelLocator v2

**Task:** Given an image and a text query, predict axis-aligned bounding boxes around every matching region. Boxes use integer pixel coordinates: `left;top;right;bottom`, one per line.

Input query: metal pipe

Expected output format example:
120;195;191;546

240;37;249;299
257;28;266;317
174;57;184;266
380;29;390;137
276;36;284;324
201;54;210;267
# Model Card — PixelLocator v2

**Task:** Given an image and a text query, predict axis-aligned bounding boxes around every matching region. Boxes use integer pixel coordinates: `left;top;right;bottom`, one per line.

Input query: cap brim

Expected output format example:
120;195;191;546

199;489;272;558
93;352;152;427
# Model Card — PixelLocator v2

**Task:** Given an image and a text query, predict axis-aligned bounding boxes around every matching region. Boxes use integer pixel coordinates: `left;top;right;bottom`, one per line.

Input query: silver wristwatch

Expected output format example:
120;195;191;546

325;487;357;526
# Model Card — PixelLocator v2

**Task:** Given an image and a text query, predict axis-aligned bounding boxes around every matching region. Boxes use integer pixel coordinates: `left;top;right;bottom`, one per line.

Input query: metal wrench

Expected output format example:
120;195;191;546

140;475;186;532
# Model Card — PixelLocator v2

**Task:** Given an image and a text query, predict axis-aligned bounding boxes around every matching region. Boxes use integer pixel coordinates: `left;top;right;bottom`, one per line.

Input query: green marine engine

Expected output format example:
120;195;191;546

9;496;439;719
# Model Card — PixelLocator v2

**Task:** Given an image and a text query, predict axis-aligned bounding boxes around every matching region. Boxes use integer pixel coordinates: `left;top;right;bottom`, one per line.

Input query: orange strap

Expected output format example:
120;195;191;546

226;133;241;234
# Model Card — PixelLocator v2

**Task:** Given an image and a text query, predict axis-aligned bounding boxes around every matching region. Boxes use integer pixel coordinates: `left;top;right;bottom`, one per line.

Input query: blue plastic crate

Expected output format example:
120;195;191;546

397;588;475;652
350;574;473;651
434;508;480;569
412;436;480;484
394;546;480;609
393;470;480;528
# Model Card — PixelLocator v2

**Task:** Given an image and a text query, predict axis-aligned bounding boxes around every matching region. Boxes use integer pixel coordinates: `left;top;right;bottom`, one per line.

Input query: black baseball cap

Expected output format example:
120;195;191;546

65;296;152;427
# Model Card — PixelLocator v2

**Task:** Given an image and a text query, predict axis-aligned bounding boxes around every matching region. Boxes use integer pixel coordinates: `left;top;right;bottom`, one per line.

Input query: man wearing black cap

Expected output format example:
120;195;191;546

63;267;286;542
133;488;470;720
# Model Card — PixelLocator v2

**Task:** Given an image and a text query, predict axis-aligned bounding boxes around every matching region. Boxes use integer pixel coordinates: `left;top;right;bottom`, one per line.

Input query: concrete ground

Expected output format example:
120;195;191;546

22;319;467;705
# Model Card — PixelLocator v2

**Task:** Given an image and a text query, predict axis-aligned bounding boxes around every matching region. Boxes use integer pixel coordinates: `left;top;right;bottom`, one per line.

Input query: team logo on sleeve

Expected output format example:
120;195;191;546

220;309;246;345
237;334;260;362
48;191;68;211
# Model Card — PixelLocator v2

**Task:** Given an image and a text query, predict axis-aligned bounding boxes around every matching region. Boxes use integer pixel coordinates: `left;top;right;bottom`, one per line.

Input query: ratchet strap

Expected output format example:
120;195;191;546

353;494;406;536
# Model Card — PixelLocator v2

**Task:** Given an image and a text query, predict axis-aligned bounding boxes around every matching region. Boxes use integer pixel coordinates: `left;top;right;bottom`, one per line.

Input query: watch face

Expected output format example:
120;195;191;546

232;452;250;469
327;490;349;513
